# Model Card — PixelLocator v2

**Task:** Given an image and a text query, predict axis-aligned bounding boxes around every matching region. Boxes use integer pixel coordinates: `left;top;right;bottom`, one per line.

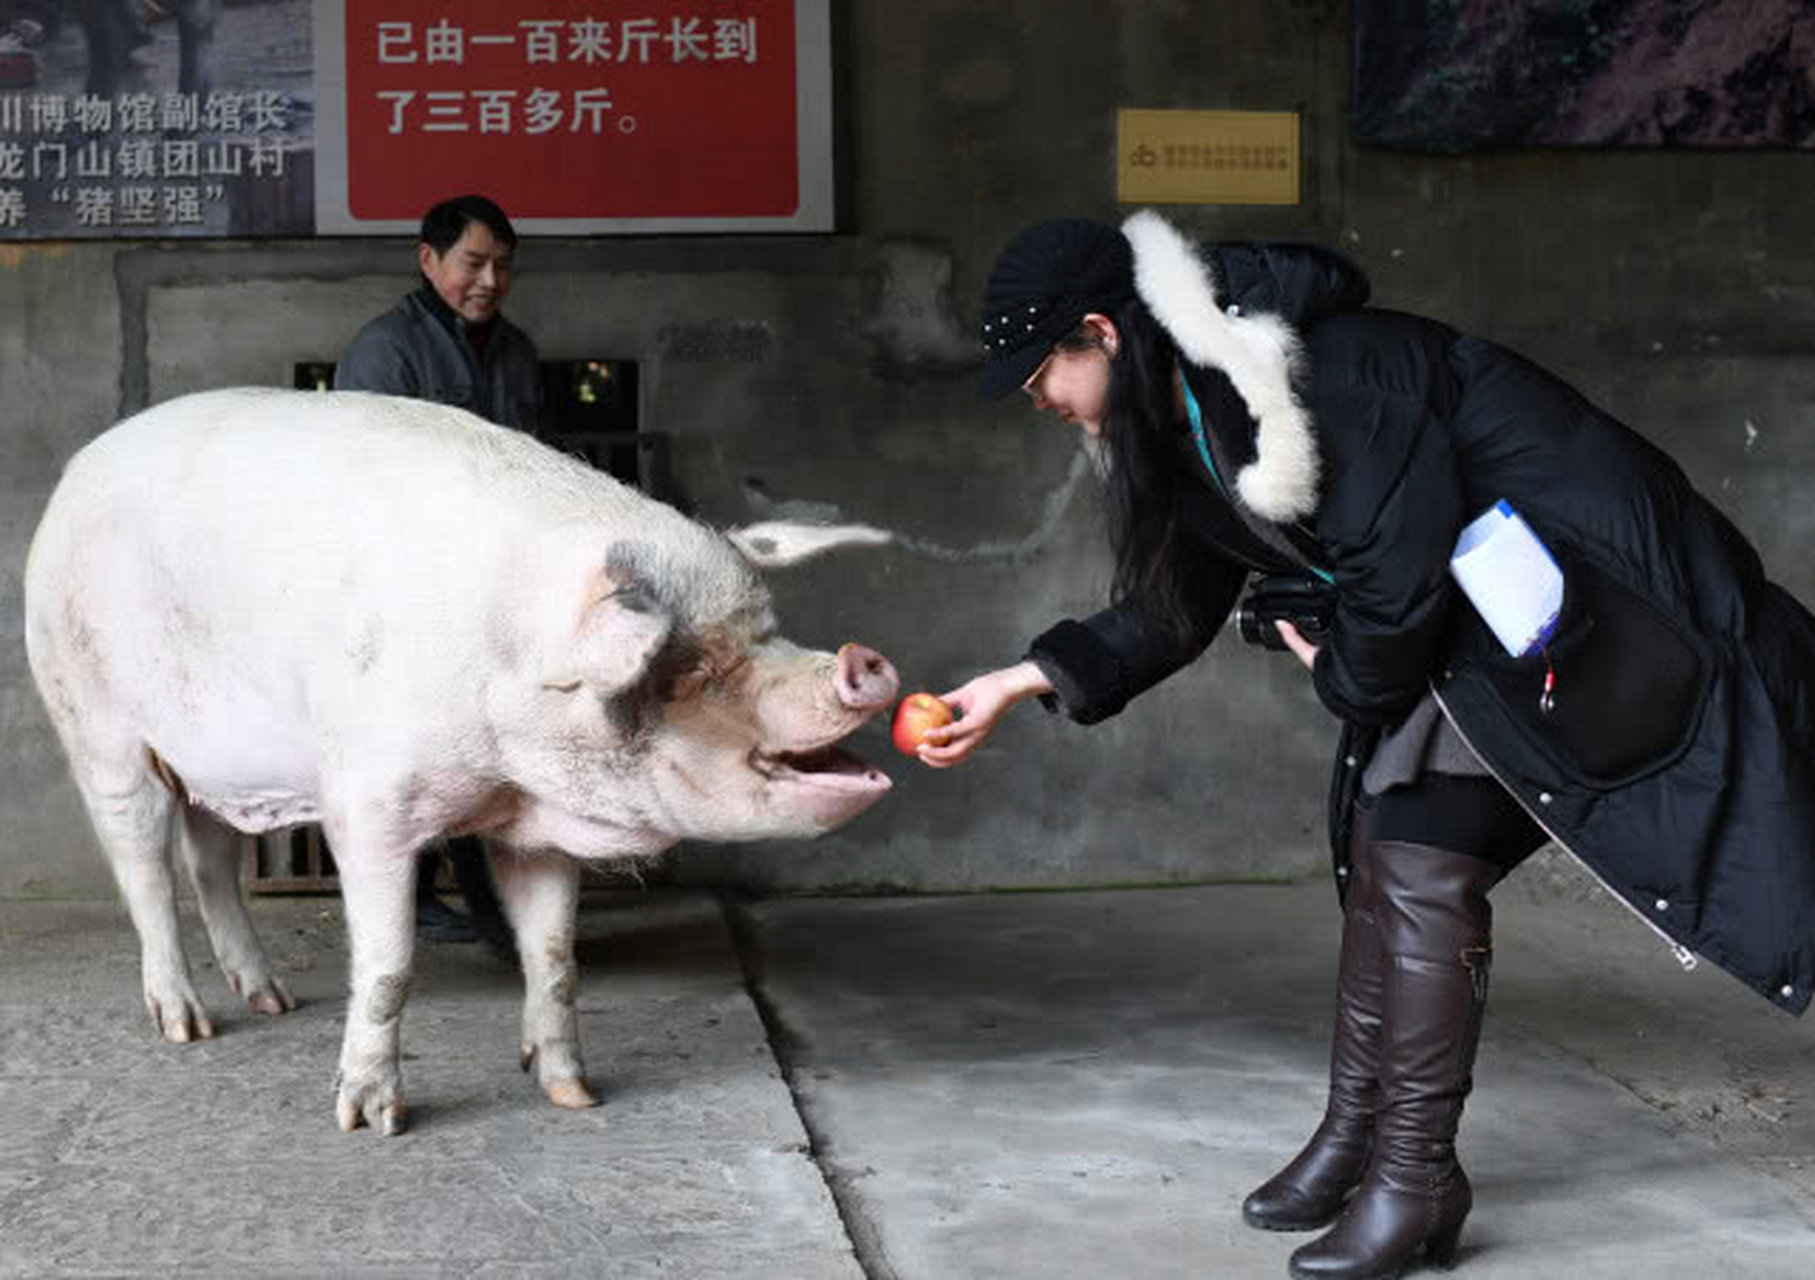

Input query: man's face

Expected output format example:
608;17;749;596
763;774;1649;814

419;221;514;323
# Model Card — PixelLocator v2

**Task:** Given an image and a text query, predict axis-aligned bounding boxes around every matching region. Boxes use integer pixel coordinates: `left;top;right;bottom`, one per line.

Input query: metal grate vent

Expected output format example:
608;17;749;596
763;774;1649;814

242;829;472;896
241;828;340;895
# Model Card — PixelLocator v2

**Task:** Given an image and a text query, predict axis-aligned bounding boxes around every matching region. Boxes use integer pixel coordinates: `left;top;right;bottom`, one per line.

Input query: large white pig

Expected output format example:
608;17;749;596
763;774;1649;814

24;387;899;1135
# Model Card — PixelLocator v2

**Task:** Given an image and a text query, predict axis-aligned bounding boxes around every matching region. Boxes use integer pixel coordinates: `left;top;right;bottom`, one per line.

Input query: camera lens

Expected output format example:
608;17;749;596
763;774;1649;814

1236;605;1287;650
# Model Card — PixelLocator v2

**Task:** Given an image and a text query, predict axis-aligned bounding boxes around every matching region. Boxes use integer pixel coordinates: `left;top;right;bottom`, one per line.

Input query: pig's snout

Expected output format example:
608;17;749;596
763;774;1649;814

836;643;900;711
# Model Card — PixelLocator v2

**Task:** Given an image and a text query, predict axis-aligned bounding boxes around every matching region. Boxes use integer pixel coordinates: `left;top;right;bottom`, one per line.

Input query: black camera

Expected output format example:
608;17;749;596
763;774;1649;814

1235;574;1336;651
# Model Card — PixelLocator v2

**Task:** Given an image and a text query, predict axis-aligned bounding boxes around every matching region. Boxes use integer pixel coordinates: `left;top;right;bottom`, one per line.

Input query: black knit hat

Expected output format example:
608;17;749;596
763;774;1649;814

977;218;1135;399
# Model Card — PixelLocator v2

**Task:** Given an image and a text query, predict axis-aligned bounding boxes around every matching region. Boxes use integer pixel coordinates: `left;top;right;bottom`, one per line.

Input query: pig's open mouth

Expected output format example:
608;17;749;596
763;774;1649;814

752;743;891;792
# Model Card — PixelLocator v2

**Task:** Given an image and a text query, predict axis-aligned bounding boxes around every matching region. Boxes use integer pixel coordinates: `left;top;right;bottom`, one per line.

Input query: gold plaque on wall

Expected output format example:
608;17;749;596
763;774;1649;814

1117;109;1300;205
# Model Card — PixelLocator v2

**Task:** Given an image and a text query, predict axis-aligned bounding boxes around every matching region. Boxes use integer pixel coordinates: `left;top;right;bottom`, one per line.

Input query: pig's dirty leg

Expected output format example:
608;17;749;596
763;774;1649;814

176;807;294;1016
330;846;416;1135
491;850;597;1109
82;762;214;1043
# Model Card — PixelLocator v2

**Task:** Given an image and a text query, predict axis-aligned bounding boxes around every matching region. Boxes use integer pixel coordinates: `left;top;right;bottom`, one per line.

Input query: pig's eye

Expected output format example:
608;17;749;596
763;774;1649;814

667;652;750;702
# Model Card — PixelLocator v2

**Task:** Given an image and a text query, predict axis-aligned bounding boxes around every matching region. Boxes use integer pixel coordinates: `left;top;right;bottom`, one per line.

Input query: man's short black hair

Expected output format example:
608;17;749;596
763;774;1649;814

420;194;518;254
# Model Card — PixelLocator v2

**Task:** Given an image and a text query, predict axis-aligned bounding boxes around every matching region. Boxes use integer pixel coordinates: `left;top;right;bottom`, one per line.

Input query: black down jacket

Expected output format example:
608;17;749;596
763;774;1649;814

1027;211;1815;1015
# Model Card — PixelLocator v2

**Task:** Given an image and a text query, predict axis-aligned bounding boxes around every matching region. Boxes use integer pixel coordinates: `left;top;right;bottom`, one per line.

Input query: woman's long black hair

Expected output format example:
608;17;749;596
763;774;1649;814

1091;297;1199;645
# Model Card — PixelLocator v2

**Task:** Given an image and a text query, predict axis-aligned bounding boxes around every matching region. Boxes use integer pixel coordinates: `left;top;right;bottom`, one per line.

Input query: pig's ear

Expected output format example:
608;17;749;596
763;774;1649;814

555;570;673;695
726;521;893;569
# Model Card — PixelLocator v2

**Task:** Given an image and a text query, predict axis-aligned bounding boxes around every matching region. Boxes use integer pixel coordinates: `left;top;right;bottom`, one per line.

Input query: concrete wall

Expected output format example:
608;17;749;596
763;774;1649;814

5;0;1813;897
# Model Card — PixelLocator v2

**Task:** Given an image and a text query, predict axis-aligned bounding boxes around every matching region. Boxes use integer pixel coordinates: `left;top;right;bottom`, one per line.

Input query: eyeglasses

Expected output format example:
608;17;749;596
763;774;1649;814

1020;346;1057;399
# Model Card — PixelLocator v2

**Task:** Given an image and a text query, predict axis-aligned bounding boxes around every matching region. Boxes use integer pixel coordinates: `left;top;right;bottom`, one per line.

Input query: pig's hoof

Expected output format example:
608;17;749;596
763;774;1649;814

228;969;296;1016
145;987;215;1043
543;1076;600;1110
247;979;296;1016
335;1077;409;1135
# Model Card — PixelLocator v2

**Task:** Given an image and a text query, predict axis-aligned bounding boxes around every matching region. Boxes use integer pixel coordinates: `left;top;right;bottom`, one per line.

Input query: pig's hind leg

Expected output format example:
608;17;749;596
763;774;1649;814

175;808;295;1016
489;849;599;1109
75;749;215;1042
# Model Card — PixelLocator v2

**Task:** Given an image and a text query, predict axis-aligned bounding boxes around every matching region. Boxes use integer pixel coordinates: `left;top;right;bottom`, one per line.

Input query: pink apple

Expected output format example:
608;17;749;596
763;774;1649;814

891;692;954;756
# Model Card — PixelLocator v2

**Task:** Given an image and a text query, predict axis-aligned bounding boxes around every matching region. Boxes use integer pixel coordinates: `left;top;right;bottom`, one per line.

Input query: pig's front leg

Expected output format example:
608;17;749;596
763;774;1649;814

489;849;598;1109
329;844;416;1135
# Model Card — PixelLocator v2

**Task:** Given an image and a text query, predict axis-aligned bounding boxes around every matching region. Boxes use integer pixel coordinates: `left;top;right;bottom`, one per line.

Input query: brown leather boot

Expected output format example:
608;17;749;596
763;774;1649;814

1288;841;1499;1280
1243;817;1383;1231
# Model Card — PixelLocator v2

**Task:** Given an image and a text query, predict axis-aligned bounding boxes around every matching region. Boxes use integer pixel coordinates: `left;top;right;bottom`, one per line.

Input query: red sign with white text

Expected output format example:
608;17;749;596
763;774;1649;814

344;1;799;221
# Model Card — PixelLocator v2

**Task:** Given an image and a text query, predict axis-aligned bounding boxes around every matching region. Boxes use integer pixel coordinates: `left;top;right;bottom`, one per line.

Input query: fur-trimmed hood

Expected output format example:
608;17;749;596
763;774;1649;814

1121;210;1370;523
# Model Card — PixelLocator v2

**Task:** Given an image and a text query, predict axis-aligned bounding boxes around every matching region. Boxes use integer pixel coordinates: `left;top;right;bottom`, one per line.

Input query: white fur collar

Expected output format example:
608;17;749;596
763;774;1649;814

1122;210;1319;522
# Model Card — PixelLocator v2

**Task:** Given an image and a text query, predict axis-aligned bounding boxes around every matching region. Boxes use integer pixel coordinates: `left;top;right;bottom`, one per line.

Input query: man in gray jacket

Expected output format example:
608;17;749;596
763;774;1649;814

335;193;543;948
336;193;543;431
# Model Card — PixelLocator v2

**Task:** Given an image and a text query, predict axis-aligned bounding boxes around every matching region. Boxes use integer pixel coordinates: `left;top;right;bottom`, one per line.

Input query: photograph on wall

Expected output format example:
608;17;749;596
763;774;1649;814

1352;0;1815;152
0;0;314;239
0;0;833;239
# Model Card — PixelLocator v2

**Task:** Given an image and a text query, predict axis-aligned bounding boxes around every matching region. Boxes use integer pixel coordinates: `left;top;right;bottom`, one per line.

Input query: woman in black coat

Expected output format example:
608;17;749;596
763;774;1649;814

921;211;1815;1280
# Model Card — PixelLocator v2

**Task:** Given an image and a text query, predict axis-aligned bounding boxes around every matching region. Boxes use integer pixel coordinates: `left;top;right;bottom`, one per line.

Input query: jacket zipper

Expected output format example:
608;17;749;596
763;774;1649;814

1429;682;1700;973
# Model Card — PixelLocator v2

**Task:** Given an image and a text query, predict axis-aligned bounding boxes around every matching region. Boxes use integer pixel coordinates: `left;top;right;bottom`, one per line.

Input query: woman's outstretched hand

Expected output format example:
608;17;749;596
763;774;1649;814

1275;620;1320;672
914;660;1054;769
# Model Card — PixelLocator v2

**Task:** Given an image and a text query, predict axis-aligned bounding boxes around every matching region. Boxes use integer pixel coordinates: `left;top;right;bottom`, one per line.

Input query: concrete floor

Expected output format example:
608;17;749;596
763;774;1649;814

2;874;1812;1278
